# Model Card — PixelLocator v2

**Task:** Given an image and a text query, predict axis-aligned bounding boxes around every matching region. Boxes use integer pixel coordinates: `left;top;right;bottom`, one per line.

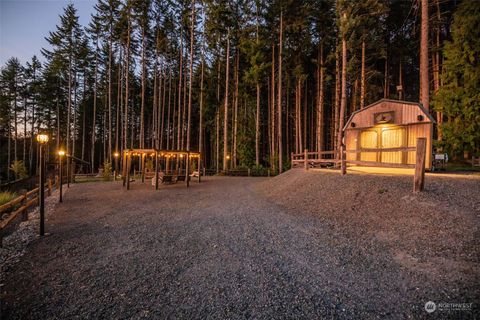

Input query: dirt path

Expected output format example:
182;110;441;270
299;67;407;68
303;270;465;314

1;176;478;319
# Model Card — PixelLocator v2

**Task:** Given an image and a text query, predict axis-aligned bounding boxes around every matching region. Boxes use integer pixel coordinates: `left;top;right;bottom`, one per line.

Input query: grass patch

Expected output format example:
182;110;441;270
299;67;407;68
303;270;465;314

445;161;480;172
0;191;18;206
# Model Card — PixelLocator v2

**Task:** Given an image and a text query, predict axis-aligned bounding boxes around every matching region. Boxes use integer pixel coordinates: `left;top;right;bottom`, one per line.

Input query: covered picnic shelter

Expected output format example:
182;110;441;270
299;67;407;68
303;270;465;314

121;149;201;190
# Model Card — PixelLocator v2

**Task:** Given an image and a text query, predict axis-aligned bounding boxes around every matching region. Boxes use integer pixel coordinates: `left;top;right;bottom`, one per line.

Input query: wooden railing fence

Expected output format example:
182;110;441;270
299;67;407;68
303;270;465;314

291;138;427;192
0;177;61;246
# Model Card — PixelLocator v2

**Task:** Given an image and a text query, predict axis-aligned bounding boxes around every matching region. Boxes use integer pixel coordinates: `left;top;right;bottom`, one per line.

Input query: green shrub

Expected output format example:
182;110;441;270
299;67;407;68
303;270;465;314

0;191;17;207
102;161;112;181
9;160;28;180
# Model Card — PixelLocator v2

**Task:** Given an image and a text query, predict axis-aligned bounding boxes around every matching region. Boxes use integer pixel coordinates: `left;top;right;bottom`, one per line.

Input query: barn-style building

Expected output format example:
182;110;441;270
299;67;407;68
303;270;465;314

344;99;434;169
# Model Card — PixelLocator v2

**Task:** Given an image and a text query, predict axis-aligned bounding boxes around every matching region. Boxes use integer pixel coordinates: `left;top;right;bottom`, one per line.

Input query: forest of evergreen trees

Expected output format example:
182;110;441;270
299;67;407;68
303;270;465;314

1;0;478;182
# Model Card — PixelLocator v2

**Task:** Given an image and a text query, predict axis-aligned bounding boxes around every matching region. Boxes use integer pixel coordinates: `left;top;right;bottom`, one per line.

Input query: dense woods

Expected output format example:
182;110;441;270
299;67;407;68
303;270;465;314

0;0;478;182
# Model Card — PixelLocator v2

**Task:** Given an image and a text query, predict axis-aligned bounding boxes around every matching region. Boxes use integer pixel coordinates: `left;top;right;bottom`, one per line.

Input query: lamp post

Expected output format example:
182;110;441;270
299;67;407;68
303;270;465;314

58;150;65;203
113;152;119;181
226;154;231;172
37;133;49;236
67;151;70;188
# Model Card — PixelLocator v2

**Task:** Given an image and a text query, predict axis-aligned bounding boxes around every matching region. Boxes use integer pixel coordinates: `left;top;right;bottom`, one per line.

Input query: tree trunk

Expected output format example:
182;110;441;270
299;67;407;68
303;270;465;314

177;31;183;150
72;72;77;158
420;0;429;111
199;52;205;166
316;43;324;153
119;48;124;163
398;61;403;100
352;78;358;112
216;110;220;173
337;32;347;162
223;31;230;171
181;62;187;149
360;40;366;109
160;68;166;149
81;77;86;166
67;53;72;160
255;11;260;167
23;97;27;164
255;83;260;166
295;79;301;153
277;11;283;174
153;62;158;146
270;44;275;170
7;114;11;180
108;29;112;162
233;51;239;168
140;28;146;149
13;81;18;162
124;11;131;151
384;57;389;98
186;1;195;151
303;80;307;151
91;41;98;172
333;43;340;152
29;67;36;174
434;0;442;141
166;70;172;150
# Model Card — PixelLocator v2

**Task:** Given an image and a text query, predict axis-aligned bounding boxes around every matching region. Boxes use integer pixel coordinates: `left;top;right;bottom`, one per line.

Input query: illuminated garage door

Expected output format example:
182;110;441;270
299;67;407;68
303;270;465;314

380;127;405;164
360;130;378;161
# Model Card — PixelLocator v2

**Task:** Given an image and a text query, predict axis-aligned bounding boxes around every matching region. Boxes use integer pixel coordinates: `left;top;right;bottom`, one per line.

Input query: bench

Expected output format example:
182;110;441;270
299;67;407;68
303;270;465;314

162;175;175;184
176;175;186;182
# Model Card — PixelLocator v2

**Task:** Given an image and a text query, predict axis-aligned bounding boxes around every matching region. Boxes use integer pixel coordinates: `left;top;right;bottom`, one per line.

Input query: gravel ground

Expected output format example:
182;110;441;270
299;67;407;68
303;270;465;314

1;173;479;319
1;187;63;285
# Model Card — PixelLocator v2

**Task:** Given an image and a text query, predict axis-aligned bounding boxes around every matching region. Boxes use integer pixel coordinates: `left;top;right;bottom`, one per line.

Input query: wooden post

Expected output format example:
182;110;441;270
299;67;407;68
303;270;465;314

248;168;251;176
21;191;28;221
155;151;159;190
122;151;128;187
72;162;76;183
141;153;146;183
59;156;63;203
66;155;70;188
186;152;190;188
198;157;202;183
39;143;45;236
304;149;308;171
48;179;52;196
414;137;427;192
126;154;131;190
341;145;346;175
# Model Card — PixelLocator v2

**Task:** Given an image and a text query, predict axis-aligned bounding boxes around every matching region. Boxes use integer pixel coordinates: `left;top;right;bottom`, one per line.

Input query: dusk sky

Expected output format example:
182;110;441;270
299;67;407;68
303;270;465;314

0;0;96;66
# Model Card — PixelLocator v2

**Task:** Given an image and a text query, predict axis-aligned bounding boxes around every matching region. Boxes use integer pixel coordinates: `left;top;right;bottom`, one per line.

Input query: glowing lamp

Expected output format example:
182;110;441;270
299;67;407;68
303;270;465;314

114;152;120;158
36;134;49;144
226;155;231;160
58;150;66;157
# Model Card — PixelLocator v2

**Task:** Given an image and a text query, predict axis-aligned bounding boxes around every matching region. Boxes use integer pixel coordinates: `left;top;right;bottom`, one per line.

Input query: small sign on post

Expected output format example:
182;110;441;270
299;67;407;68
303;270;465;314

414;137;427;192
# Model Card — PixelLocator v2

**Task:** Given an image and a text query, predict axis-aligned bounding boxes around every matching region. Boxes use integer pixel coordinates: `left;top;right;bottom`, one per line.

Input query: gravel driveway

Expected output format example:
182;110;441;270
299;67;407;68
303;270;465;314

1;174;478;319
